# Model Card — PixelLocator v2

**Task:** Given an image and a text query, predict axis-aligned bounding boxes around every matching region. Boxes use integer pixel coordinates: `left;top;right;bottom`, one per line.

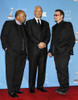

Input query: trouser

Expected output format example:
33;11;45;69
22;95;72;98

54;53;70;90
29;50;47;90
5;51;26;94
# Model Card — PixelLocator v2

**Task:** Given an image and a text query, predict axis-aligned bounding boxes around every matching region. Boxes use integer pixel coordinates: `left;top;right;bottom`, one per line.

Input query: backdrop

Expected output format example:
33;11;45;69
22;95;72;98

0;0;78;89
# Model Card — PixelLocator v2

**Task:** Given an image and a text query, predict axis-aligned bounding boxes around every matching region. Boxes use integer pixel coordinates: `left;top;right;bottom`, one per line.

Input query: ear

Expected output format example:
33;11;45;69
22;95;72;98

16;16;20;19
33;10;35;15
61;15;63;19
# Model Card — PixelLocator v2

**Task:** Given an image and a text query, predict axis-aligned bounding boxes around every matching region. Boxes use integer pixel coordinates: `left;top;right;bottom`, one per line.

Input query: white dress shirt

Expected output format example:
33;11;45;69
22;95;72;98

35;17;41;24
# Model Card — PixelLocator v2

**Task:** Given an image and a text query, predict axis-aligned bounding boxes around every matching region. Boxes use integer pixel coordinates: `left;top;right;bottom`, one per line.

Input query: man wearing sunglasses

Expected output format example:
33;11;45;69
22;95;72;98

48;9;75;95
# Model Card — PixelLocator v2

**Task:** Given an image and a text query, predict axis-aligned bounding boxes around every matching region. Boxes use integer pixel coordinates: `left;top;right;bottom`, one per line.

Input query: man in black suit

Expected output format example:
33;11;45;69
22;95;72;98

48;9;75;95
1;10;28;97
26;6;50;93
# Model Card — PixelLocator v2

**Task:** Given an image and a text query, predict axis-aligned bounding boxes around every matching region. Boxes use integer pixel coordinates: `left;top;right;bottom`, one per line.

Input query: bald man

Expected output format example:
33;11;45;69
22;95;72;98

26;6;50;93
1;10;28;97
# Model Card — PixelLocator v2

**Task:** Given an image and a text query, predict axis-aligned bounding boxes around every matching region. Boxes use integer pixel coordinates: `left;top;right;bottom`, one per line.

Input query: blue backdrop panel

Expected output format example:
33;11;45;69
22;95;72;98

0;0;78;89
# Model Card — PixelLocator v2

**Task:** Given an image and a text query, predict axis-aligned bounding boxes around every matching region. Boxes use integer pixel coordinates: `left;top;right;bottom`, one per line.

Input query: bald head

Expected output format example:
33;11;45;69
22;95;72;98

34;6;43;12
34;6;43;19
15;10;26;23
15;10;25;18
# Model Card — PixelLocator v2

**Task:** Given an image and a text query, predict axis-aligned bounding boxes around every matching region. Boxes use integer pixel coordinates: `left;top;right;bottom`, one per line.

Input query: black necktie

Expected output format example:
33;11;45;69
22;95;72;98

38;20;40;26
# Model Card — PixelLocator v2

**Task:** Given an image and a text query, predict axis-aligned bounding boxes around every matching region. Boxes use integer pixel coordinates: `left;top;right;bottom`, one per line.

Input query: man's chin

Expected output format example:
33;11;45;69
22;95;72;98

37;16;42;18
54;20;57;23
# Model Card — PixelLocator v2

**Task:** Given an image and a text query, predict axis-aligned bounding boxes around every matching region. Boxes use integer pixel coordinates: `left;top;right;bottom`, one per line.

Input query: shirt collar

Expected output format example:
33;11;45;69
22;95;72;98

57;20;63;25
35;17;41;24
15;20;22;25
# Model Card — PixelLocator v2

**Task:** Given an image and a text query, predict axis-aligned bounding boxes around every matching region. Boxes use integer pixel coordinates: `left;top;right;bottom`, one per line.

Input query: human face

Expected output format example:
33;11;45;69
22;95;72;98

18;12;26;23
54;11;63;23
34;7;42;19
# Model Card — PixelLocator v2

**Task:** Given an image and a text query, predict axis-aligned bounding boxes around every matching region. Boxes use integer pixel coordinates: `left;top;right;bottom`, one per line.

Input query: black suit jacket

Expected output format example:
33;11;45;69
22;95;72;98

26;18;50;56
1;20;28;54
49;21;75;55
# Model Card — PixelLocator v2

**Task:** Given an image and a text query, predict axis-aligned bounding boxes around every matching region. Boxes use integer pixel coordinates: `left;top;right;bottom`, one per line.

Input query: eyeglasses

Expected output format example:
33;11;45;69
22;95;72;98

54;14;60;16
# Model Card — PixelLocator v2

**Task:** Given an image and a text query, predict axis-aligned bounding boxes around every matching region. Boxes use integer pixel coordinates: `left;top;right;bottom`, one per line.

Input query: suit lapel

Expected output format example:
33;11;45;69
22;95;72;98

40;20;44;30
33;18;44;31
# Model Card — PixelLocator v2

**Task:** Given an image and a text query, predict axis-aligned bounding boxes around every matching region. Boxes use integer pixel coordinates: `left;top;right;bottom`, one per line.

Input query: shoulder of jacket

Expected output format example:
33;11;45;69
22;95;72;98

26;19;34;23
63;21;72;25
5;20;14;23
4;20;15;25
41;19;49;24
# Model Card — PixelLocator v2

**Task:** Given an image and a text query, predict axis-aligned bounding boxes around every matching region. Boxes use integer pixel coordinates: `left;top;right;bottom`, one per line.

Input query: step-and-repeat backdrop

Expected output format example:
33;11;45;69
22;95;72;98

0;0;78;89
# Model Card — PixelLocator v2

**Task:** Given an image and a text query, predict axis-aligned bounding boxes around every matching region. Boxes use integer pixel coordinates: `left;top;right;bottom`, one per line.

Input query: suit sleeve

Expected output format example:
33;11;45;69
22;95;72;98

26;21;40;46
1;21;10;50
49;27;54;55
66;22;75;54
44;23;50;45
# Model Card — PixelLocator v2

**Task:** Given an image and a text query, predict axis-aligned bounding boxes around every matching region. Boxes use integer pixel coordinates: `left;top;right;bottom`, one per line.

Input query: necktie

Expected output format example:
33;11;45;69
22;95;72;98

38;20;41;26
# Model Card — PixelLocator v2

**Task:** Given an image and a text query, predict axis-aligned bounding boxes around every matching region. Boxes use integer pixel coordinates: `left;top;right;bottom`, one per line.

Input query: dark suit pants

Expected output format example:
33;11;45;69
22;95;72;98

5;50;26;94
29;51;47;90
54;53;70;90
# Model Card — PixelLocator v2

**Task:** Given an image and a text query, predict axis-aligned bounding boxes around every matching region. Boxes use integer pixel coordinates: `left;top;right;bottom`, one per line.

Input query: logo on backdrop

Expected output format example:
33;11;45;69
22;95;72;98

64;10;72;21
8;8;13;19
74;72;78;83
42;12;47;17
8;8;27;19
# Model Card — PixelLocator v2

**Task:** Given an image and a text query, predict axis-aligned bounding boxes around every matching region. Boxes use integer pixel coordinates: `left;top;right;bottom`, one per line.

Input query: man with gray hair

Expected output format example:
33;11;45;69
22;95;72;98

26;6;50;93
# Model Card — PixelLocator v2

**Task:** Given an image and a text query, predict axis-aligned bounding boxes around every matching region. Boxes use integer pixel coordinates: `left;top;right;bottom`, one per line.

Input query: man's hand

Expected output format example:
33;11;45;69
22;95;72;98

48;53;52;57
38;42;46;49
5;48;7;51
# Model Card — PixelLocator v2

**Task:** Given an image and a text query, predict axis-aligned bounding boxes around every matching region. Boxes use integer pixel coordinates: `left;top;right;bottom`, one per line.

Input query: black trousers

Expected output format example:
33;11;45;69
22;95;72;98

54;52;70;90
29;50;47;90
5;50;26;94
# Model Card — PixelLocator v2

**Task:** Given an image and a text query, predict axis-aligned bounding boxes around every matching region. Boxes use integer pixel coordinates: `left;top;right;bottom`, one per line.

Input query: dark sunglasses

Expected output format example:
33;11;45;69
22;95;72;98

54;14;60;16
